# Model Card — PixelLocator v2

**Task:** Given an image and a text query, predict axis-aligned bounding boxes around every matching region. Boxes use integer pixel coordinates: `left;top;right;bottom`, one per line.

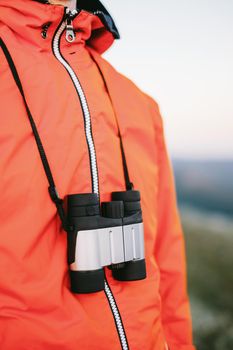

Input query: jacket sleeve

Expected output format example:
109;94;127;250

152;101;196;350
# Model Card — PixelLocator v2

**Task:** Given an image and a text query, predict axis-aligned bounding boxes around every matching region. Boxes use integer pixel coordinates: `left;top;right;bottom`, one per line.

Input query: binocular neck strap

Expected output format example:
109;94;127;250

119;135;134;191
88;51;134;191
0;37;68;232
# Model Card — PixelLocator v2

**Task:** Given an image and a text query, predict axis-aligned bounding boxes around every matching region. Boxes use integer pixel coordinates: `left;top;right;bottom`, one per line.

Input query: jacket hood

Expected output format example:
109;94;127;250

0;0;120;54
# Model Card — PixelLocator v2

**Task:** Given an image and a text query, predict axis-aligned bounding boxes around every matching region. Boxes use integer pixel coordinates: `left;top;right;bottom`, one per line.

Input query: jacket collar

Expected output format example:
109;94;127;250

34;0;120;39
0;0;119;54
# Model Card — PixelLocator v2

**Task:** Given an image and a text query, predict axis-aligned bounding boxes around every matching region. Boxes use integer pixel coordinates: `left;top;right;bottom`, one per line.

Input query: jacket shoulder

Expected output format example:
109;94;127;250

100;54;164;130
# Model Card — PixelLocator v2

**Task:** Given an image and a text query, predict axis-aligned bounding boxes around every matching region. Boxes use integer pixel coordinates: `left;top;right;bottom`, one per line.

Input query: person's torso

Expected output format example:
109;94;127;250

0;1;166;349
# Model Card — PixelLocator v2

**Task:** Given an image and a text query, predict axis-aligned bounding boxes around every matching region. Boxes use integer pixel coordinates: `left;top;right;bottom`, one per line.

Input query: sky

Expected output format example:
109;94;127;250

102;0;233;159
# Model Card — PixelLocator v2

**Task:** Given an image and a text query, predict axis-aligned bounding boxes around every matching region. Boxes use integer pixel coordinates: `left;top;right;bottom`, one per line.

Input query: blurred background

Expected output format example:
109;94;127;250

102;1;233;349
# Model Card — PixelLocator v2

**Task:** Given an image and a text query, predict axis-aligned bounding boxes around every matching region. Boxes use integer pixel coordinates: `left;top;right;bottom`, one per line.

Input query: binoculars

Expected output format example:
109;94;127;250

67;190;146;294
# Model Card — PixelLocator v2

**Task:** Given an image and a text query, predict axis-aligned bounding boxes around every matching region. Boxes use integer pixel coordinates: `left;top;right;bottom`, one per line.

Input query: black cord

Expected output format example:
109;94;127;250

119;134;134;191
88;51;134;191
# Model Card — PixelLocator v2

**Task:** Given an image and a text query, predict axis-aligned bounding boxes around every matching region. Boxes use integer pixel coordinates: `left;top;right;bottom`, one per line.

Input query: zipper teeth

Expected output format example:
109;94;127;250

104;281;129;350
52;21;99;195
52;13;129;350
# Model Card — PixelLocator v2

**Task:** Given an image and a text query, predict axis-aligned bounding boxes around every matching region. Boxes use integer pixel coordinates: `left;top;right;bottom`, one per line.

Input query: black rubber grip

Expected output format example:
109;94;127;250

69;269;105;294
112;259;146;281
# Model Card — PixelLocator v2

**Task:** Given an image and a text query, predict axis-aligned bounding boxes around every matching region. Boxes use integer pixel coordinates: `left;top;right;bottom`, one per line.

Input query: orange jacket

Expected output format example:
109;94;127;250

0;1;195;349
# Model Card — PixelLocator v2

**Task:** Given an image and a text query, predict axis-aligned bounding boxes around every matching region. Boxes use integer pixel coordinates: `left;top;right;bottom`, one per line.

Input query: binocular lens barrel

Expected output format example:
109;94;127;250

67;193;105;294
68;193;100;218
112;190;141;216
112;259;146;281
111;190;147;281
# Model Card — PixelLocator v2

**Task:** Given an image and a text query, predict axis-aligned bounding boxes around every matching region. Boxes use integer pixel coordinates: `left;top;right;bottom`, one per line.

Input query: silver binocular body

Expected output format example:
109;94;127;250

70;222;145;272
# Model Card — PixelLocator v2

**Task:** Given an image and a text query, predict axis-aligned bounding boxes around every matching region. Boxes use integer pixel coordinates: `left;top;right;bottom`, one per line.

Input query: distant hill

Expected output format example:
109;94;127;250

172;159;233;216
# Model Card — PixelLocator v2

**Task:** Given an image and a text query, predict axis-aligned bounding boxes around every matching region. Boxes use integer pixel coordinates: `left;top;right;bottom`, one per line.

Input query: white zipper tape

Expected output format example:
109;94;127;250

51;10;129;349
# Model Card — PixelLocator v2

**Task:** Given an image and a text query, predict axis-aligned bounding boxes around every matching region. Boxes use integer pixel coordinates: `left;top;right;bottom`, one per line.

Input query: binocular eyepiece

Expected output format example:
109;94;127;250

67;190;146;294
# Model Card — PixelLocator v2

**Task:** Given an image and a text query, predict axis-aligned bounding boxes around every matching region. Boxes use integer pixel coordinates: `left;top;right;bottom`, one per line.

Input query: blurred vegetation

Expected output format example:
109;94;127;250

182;214;233;350
173;159;233;350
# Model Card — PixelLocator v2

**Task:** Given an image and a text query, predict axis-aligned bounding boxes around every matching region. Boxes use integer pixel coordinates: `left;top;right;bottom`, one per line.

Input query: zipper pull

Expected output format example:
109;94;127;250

65;8;78;43
66;17;75;43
